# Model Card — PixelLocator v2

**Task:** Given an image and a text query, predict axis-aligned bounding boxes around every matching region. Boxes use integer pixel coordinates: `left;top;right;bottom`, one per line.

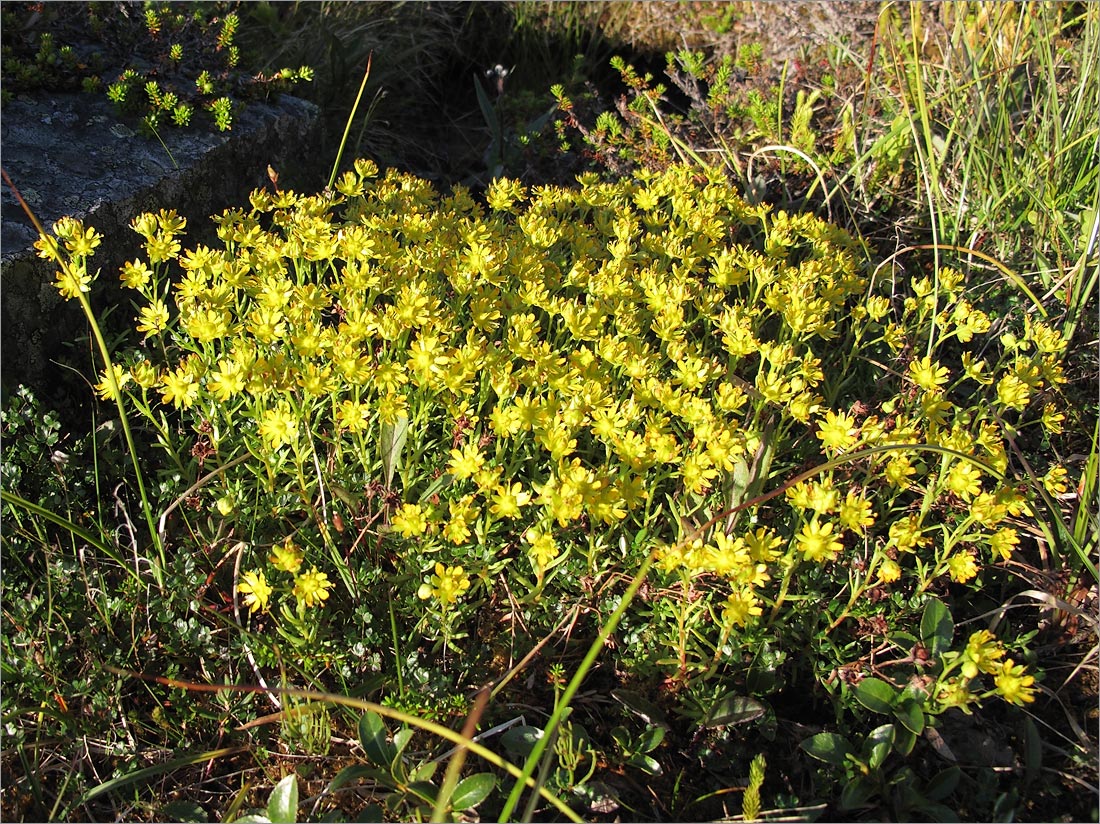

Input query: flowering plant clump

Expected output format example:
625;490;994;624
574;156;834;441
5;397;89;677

38;160;1059;702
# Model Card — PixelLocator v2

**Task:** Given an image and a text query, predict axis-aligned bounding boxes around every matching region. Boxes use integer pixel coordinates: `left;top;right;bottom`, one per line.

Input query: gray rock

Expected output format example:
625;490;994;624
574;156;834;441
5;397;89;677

1;90;324;406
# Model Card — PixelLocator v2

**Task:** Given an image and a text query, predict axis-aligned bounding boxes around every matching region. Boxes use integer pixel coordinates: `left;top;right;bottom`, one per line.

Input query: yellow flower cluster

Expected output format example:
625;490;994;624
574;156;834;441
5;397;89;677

40;157;1068;646
937;629;1038;710
107;163;870;593
237;537;332;615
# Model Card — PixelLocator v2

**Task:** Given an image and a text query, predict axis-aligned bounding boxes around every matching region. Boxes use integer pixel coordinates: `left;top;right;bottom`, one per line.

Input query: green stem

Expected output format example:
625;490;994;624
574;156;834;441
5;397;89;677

76;289;165;589
497;548;658;823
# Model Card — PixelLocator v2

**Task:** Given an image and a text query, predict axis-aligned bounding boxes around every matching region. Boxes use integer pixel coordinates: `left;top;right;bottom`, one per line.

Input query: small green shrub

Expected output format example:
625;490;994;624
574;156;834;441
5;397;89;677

1;2;312;134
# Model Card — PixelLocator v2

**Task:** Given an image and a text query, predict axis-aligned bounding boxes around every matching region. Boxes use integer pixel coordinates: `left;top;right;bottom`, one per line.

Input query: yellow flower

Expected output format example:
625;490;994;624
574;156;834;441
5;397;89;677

269;539;304;573
945;551;979;583
816;409;859;453
679;452;719;495
937;678;978;714
796;519;843;563
54;264;92;300
136;299;170;338
443;495;480;544
182;306;231;343
877;558;902;583
146;231;181;264
971;492;1008;527
744;528;783;563
995;374;1030;411
160;364;200;408
448;442;485;480
417;563;471;605
722;587;763;628
839;491;875;535
1040;404;1065;435
336;399;371;433
525;526;560;570
208;360;246;402
885;454;917;489
888;515;928;552
909;356;950;392
993;659;1037;705
34;232;62;262
120;259;153;290
1043;465;1070;496
131;212;159;241
961;352;991;385
490;482;532;519
259;402;299;451
238;570;272;614
293;566;333;609
95;364;131;401
391;502;429;538
62;221;102;257
945;460;982;500
961;629;1004;679
988;527;1019;561
130;359;159;390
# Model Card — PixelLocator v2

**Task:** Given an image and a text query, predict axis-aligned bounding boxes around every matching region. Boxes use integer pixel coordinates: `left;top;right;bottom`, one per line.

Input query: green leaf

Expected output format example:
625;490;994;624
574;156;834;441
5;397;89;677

161;801;208;822
500;725;544;759
358;712;395;766
914;800;961;822
356;803;384;823
839;775;877;811
409;760;438;784
854;678;897;714
923;765;961;802
863;724;895;771
702;694;765;727
1022;716;1042;785
610;726;631;751
405;780;438;806
327;764;391;793
893;698;925;735
267;774;298;824
800;732;854;766
920;598;954;656
627;753;662;776
392;727;415;760
893;722;917;756
611;689;670;729
379;414;408;489
636;725;665;752
449;773;496;810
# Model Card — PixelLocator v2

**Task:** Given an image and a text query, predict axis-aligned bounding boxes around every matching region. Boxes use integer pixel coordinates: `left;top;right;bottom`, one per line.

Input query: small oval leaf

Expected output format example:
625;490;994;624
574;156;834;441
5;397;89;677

864;724;895;771
893;721;917;756
637;725;666;752
801;732;854;766
450;772;497;810
267;774;298;824
703;694;765;727
611;689;670;729
500;725;544;759
893;698;925;735
920;598;954;656
392;727;415;760
924;765;962;802
854;677;897;714
359;712;395;766
840;775;877;811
